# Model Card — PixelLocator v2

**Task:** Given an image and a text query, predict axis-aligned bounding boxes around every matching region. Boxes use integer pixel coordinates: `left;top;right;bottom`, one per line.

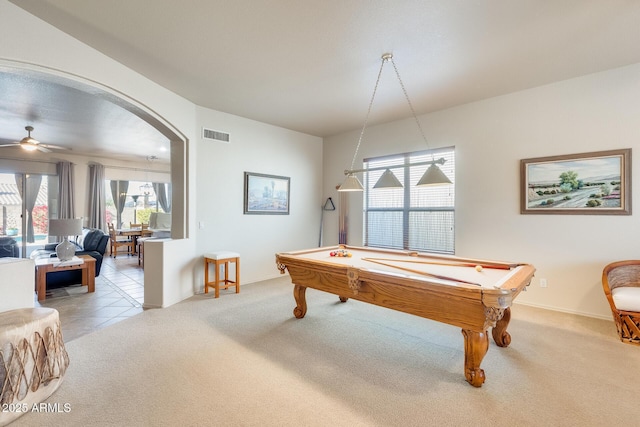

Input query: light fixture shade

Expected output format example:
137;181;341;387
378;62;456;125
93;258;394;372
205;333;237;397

417;164;452;186
373;169;403;189
338;174;364;192
48;218;83;237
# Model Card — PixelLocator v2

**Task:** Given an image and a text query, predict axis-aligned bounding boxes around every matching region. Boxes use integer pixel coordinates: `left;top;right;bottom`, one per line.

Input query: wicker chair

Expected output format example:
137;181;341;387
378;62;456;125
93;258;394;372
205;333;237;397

602;260;640;345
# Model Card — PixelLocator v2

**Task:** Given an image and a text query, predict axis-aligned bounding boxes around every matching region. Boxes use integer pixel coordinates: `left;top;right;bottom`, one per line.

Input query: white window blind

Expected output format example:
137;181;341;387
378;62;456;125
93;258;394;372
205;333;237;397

363;147;455;254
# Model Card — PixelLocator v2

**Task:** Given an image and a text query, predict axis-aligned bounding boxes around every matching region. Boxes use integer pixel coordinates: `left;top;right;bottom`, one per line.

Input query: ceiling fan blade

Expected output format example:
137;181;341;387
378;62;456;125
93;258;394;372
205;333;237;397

0;144;19;148
40;144;71;151
37;145;52;153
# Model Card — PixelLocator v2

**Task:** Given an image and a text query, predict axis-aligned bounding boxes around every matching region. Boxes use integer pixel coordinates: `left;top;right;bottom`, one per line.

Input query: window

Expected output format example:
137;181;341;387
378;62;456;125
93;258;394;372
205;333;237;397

363;147;455;254
105;180;165;228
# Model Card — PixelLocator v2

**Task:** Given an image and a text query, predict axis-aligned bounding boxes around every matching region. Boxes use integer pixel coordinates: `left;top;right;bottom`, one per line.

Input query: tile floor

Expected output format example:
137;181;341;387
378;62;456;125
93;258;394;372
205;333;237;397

36;254;146;342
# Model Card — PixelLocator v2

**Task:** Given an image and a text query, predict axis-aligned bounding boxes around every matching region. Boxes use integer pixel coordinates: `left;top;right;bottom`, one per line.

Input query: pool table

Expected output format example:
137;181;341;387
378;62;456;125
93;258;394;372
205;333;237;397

275;245;535;387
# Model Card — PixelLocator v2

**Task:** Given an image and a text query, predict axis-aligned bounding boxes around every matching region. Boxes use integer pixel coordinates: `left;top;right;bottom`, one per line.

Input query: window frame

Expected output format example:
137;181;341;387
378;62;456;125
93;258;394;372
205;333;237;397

363;147;455;254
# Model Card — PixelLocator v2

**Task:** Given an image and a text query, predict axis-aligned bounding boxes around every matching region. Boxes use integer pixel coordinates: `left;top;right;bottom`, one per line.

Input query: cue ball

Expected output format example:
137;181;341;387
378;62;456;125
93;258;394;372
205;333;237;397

475;265;483;272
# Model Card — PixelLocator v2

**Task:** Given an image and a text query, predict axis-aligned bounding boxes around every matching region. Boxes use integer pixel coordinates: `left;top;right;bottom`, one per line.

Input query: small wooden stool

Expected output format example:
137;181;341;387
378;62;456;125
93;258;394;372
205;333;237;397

204;251;240;298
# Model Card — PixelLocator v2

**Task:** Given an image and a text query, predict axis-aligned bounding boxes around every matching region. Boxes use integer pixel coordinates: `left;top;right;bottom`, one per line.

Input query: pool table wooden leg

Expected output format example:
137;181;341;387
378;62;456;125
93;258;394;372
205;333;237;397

293;284;307;318
461;329;489;387
492;307;512;347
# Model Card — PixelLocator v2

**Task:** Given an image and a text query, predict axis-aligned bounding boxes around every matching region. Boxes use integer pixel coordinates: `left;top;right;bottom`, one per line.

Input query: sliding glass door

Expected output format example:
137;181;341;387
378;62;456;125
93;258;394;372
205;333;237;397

0;173;52;257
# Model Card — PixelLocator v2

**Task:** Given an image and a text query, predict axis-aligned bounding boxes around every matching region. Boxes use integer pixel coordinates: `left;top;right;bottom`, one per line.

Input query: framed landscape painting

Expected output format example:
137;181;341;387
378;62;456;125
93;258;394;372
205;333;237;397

520;149;631;215
244;172;290;215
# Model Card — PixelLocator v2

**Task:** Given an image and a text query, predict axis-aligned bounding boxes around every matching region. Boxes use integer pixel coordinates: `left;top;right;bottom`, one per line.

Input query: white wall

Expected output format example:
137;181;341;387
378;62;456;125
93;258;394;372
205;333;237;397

323;62;640;319
195;107;323;288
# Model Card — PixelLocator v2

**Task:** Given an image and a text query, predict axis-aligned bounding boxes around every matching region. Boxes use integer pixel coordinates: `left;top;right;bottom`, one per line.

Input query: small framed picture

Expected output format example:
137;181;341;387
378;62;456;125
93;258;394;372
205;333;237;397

520;149;631;215
244;172;290;215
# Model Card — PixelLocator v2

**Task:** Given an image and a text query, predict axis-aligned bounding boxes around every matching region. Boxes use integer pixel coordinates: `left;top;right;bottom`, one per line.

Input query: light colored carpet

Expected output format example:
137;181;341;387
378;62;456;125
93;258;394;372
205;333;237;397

11;276;639;427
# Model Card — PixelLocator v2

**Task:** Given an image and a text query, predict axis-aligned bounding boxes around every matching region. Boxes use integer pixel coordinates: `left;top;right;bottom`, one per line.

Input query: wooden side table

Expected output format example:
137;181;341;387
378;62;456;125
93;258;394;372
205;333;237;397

35;254;96;301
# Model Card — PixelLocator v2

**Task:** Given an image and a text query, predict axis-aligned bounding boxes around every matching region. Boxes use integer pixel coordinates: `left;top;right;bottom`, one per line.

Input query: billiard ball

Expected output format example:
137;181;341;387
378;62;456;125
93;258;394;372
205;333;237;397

330;249;351;257
475;265;483;272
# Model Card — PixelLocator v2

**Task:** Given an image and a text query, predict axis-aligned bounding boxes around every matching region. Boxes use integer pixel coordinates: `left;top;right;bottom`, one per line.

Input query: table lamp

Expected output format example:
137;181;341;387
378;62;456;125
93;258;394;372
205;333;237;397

48;218;82;261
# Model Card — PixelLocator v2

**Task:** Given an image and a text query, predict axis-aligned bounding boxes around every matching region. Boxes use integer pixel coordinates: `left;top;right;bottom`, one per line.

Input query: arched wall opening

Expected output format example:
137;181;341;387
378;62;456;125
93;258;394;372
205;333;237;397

0;60;188;239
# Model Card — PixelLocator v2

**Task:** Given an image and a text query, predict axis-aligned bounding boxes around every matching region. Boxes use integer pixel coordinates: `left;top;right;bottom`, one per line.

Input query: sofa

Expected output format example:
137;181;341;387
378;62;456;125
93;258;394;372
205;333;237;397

30;228;109;287
0;237;19;258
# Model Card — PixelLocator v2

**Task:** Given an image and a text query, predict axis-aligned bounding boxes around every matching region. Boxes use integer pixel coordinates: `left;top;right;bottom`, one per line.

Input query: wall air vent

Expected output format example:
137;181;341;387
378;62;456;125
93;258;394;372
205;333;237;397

202;127;230;143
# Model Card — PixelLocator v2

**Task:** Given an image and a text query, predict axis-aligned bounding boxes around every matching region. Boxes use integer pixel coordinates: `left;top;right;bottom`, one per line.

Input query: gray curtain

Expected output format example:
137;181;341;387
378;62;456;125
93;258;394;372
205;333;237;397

153;182;171;213
57;161;76;219
14;174;42;243
109;180;129;228
88;163;106;231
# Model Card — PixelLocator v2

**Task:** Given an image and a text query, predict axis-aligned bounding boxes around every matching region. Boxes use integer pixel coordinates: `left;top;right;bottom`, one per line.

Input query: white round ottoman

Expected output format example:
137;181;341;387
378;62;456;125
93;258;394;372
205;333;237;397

0;308;69;425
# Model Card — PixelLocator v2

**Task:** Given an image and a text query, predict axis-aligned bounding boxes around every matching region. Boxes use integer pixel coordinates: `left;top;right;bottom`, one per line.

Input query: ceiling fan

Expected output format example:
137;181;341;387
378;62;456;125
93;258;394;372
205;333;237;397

0;126;70;153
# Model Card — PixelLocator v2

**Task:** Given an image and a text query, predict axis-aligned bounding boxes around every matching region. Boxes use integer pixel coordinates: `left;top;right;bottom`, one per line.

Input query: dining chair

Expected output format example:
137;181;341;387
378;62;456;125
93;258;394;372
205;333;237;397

108;223;134;257
137;237;153;267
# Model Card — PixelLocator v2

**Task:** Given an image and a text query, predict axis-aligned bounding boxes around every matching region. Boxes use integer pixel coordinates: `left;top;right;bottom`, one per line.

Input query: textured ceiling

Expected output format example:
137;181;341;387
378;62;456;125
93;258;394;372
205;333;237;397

2;0;640;160
0;70;170;162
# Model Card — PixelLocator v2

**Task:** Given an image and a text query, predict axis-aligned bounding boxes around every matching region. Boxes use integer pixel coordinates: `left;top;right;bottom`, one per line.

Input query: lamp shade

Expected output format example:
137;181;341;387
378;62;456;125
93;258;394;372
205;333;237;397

373;169;403;189
417;164;452;186
338;174;364;192
48;219;83;237
48;219;82;262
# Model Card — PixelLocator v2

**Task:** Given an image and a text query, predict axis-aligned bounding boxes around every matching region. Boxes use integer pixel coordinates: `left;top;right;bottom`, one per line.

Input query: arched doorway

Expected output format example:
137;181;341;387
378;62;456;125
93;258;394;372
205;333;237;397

0;60;187;239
